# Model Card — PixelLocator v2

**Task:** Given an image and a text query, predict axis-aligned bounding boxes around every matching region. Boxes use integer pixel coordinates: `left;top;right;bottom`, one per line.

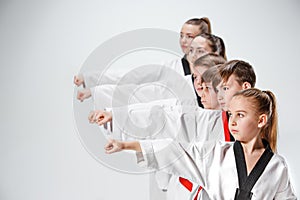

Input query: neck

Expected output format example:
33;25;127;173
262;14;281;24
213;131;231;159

241;137;264;155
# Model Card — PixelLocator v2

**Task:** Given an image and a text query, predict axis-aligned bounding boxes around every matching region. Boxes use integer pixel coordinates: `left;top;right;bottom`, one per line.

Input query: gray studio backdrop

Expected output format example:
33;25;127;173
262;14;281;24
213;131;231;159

0;0;299;199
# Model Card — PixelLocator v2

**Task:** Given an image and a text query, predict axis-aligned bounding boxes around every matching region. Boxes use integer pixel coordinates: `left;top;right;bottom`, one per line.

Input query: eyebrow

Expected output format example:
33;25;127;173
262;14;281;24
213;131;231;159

227;109;247;113
180;32;195;36
195;47;205;50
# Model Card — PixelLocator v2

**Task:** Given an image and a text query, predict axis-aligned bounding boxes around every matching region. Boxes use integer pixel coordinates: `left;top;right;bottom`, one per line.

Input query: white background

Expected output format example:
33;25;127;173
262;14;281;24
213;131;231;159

0;0;299;199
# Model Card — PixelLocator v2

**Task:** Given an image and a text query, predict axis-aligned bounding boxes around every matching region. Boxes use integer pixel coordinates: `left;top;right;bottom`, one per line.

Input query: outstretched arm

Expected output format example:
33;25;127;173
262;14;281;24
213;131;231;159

104;139;141;154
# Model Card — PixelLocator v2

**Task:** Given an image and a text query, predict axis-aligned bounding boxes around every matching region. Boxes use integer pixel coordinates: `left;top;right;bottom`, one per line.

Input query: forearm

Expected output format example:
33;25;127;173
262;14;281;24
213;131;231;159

123;141;142;152
105;139;141;154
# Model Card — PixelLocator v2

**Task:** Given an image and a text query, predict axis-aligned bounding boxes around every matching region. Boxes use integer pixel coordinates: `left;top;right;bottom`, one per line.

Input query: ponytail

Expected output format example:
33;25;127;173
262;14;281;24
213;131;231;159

185;17;212;34
262;90;278;152
201;17;212;34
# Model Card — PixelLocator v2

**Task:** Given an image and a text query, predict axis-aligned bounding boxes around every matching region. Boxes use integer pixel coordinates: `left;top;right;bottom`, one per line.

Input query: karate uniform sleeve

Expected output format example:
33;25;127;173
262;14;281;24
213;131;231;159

274;157;297;199
82;70;122;88
92;81;197;110
161;58;185;76
92;84;137;110
138;139;218;187
110;99;188;141
111;101;223;142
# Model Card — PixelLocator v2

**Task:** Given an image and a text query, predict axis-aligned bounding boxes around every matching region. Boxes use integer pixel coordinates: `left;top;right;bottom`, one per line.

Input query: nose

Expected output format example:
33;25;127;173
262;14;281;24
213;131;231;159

230;116;237;126
180;36;188;44
195;77;201;86
200;88;206;98
217;92;223;101
191;50;197;59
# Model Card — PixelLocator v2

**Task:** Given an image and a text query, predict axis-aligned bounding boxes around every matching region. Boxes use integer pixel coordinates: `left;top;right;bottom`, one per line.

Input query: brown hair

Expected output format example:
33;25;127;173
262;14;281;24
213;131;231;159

219;60;256;87
194;53;226;68
185;17;212;34
197;33;226;59
233;88;278;152
212;64;225;92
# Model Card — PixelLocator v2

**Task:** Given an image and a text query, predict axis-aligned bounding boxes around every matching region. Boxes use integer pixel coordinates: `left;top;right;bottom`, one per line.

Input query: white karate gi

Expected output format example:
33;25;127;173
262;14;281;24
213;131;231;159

89;57;198;198
91;74;196;110
109;103;226;198
111;103;224;143
82;57;187;88
82;70;123;88
162;57;186;75
136;139;297;200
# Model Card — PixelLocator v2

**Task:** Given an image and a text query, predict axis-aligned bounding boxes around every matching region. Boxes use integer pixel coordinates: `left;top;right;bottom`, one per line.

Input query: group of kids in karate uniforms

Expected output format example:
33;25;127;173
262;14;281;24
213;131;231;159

73;17;297;199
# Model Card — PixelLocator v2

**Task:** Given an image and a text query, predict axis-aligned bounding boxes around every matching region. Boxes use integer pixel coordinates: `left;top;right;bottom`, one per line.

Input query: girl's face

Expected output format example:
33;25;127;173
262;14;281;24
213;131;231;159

179;24;201;55
188;36;213;64
200;82;220;110
227;96;261;143
193;66;208;96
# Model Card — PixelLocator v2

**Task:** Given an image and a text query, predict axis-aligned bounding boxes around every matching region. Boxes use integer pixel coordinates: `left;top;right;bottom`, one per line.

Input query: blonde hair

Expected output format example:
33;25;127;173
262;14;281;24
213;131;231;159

233;88;278;152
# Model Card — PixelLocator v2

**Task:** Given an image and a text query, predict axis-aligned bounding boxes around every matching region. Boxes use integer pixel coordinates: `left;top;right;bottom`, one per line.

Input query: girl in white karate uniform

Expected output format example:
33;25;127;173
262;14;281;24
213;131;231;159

104;88;297;199
73;17;211;89
74;19;228;106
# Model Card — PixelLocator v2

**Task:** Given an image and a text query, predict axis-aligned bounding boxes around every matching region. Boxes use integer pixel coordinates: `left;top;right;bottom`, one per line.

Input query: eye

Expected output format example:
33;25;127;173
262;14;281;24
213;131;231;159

207;86;212;90
188;35;194;39
228;112;232;117
197;49;206;55
223;86;229;91
238;113;244;118
193;73;199;80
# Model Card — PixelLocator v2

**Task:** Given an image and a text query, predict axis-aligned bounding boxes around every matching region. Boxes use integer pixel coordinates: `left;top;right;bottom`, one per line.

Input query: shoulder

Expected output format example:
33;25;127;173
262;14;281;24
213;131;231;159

203;140;233;155
216;140;234;150
270;153;290;170
162;57;183;69
194;108;222;120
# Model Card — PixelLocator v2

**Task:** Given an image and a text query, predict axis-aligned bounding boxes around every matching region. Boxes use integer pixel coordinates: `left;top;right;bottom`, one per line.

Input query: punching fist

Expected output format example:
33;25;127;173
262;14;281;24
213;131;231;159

105;139;124;154
88;110;112;125
77;88;91;102
74;74;85;87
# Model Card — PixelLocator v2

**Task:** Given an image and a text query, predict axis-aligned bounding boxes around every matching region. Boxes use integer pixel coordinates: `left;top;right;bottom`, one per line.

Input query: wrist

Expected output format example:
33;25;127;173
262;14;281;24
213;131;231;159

124;141;141;152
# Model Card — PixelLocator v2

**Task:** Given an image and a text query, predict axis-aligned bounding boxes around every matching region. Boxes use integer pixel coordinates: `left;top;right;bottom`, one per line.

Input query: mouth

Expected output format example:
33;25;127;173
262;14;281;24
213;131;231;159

230;129;238;134
220;102;226;107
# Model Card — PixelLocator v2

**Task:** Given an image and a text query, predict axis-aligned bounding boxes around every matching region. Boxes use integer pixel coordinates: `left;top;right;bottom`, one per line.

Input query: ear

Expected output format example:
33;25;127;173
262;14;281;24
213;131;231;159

242;82;251;89
258;114;268;128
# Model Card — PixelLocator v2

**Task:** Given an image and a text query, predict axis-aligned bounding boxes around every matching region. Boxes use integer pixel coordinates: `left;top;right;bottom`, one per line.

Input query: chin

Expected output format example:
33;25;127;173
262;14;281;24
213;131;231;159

204;105;211;109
